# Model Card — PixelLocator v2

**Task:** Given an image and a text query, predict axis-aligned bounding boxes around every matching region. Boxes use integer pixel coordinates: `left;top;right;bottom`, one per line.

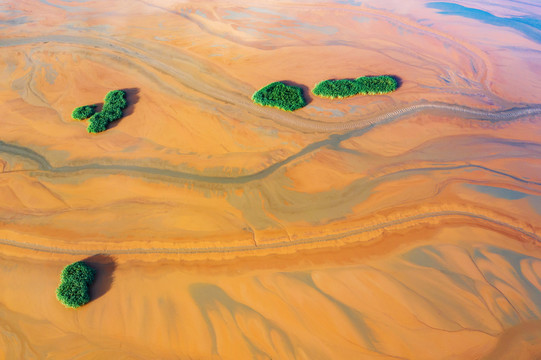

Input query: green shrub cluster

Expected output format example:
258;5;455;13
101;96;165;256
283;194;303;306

72;105;96;120
56;261;95;308
71;90;128;133
356;75;398;94
88;90;127;133
313;75;398;98
252;82;306;111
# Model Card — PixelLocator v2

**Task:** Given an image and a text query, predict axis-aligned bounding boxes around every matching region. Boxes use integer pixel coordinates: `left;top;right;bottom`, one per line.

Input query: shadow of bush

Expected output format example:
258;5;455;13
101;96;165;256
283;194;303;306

83;254;117;301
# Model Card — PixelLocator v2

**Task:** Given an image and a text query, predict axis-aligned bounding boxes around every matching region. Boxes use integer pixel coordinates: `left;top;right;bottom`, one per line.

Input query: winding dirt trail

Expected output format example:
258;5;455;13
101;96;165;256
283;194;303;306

0;209;538;255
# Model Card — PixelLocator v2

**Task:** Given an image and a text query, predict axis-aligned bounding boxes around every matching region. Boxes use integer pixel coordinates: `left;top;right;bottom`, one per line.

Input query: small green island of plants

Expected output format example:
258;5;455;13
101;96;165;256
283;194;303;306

72;89;128;133
252;81;306;111
72;105;96;120
56;261;95;308
313;75;398;99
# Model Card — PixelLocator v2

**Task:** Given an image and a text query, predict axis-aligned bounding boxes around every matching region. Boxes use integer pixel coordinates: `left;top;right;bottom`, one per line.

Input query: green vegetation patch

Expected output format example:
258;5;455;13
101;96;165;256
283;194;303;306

71;90;128;134
88;90;128;133
252;82;306;111
72;105;96;120
313;75;398;99
56;261;95;308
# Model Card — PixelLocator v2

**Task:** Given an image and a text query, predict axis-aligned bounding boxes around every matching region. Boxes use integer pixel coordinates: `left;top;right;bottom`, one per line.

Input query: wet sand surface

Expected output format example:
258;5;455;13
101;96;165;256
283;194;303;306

1;0;541;358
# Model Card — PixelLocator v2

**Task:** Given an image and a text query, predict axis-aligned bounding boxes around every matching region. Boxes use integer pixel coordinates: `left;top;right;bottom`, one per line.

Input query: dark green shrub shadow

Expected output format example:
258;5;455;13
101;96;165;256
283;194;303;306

386;75;403;88
83;254;116;301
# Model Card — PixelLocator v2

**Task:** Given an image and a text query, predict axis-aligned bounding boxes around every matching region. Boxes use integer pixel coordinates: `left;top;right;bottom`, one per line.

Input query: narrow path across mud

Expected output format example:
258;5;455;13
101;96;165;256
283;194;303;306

0;210;538;255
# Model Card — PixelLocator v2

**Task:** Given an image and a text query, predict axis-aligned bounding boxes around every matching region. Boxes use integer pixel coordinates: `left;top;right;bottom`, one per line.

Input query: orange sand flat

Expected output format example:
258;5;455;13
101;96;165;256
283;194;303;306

1;0;541;358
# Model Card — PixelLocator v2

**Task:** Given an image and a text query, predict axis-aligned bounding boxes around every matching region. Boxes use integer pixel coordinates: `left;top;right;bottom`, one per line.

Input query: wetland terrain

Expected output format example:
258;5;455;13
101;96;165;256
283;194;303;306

1;0;541;359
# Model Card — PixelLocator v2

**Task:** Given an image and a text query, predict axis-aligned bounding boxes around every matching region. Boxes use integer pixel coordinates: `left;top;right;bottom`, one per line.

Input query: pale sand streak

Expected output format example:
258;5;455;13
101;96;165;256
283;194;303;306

0;210;538;255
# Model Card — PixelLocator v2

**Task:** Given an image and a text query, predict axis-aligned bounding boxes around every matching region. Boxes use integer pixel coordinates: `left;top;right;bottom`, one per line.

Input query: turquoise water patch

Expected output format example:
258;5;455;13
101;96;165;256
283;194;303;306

402;246;446;270
39;0;88;11
484;246;541;317
528;197;541;215
298;23;337;35
43;64;58;85
337;0;363;5
353;16;371;24
247;7;295;20
235;27;260;36
427;2;541;44
466;183;528;200
220;7;336;38
222;10;251;20
0;17;31;26
306;105;345;117
66;23;111;33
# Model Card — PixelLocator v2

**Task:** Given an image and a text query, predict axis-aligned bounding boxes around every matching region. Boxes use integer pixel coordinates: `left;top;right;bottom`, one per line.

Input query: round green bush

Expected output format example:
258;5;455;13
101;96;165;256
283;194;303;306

87;113;109;133
252;82;306;111
56;280;91;308
72;105;96;120
60;261;95;284
104;90;127;107
56;261;95;308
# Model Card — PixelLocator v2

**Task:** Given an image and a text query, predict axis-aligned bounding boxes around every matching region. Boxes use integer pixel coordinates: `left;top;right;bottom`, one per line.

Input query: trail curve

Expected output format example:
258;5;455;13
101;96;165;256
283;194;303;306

0;210;538;256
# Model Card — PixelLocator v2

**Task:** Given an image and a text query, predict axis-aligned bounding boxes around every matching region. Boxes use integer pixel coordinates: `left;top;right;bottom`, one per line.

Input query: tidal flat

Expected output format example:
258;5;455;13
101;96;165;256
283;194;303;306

1;0;541;358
